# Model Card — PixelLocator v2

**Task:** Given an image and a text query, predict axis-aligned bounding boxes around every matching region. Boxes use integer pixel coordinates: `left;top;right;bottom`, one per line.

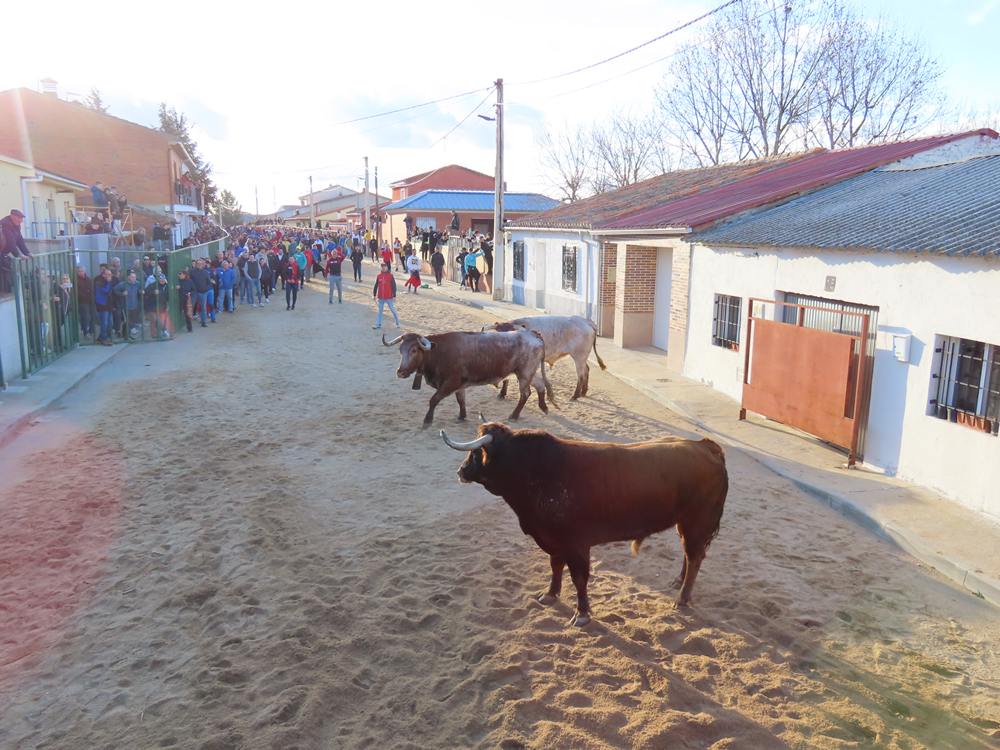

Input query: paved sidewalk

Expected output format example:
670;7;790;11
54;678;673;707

425;281;1000;607
0;344;125;450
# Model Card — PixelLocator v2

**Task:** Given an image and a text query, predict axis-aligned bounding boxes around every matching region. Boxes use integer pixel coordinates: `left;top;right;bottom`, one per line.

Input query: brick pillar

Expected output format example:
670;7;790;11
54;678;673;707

667;242;691;371
613;244;657;349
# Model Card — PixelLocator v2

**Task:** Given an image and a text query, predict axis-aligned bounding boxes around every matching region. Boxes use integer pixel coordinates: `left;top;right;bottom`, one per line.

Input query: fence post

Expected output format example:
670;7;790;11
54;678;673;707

12;260;29;380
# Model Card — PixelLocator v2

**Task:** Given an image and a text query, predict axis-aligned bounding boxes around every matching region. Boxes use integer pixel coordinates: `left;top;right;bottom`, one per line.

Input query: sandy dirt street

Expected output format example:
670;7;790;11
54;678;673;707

1;265;998;750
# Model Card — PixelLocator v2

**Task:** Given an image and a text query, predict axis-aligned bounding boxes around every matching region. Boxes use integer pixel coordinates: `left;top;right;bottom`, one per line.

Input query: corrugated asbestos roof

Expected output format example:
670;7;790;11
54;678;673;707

510;154;808;229
602;131;998;230
510;130;998;232
692;154;1000;257
383;189;560;213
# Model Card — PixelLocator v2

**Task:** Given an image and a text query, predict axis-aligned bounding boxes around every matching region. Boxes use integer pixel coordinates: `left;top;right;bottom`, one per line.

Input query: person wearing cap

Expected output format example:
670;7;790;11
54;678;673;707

1;209;31;294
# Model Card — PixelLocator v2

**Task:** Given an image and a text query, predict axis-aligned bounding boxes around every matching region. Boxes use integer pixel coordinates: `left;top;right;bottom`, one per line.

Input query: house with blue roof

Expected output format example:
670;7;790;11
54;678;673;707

383;188;559;248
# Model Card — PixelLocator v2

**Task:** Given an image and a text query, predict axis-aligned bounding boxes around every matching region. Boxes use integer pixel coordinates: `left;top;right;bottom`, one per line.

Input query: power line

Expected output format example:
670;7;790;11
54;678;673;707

431;87;497;147
511;0;742;86
527;0;780;101
337;86;495;125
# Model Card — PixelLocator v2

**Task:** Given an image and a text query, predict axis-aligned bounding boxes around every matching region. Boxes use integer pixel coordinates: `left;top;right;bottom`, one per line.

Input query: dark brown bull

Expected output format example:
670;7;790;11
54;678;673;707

383;331;556;426
441;422;728;626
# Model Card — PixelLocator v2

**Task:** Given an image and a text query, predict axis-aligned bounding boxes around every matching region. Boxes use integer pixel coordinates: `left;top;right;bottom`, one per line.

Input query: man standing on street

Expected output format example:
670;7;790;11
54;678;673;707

189;258;214;327
325;244;345;304
372;262;399;329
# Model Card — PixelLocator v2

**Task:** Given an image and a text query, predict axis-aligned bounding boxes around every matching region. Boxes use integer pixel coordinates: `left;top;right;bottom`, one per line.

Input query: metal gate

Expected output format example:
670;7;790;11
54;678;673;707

740;298;874;465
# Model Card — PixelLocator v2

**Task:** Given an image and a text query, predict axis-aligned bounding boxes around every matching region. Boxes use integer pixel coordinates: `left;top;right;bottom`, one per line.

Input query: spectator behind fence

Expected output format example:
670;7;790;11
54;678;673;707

1;209;31;294
76;265;94;338
94;267;115;346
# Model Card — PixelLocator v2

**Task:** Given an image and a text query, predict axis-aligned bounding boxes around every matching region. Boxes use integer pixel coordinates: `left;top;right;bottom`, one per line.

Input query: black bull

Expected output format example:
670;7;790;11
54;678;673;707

383;331;556;425
441;422;728;626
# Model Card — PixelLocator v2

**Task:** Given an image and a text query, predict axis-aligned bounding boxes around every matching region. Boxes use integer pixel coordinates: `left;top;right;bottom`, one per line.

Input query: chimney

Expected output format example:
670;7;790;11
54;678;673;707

40;78;58;97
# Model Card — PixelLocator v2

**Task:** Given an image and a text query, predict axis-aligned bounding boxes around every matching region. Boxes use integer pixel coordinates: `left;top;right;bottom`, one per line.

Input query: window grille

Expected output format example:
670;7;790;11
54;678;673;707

712;294;741;350
561;245;577;292
512;241;525;281
933;336;1000;434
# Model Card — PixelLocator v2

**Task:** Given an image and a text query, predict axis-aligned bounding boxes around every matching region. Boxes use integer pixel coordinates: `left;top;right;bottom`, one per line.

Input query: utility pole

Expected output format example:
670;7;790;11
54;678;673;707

309;175;315;229
374;166;381;246
492;77;505;302
363;156;370;235
255;186;259;217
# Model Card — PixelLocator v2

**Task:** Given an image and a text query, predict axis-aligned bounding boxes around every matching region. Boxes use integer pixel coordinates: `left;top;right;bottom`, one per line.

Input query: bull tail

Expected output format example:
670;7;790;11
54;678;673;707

588;319;608;371
630;538;645;556
540;346;558;409
701;440;728;550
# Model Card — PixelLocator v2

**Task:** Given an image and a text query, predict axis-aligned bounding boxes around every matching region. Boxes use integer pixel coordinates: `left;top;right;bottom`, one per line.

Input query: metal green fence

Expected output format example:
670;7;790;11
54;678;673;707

11;248;80;377
8;233;228;380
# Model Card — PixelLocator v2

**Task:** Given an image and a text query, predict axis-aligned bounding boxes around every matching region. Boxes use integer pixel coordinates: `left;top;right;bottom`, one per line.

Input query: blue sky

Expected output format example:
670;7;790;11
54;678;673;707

1;0;997;212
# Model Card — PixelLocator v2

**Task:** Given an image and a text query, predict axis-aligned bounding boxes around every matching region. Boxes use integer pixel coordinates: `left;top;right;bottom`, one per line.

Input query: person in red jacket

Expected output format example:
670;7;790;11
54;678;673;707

372;262;399;330
380;243;394;269
284;255;301;310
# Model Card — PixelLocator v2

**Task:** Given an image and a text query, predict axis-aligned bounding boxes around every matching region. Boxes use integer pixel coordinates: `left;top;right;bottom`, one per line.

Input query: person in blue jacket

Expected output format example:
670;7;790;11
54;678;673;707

218;260;236;312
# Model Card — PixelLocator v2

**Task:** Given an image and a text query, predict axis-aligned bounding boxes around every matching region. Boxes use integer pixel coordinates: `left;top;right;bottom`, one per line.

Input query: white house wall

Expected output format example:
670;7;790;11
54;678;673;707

685;243;1000;520
504;230;601;321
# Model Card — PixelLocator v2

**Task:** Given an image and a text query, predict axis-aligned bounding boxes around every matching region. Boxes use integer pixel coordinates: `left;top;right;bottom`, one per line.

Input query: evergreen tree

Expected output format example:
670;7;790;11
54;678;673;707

84;87;109;114
218;189;244;226
158;103;218;209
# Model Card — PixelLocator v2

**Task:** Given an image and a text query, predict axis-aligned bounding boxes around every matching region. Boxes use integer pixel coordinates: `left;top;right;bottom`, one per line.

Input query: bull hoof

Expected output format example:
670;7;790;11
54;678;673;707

539;404;549;414
534;592;558;606
569;612;591;627
457;415;467;422
571;394;581;401
676;596;692;608
496;393;507;401
421;421;433;430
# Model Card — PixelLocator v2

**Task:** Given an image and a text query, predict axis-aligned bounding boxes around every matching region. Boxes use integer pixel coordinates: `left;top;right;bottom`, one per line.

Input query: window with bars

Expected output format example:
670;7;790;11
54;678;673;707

933;336;1000;434
561;245;577;292
712;294;741;350
512;241;525;281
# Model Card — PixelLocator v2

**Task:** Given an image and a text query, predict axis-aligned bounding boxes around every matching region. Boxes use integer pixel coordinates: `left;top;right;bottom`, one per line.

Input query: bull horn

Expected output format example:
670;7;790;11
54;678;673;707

417;336;433;351
479;412;487;424
382;333;404;346
440;430;493;451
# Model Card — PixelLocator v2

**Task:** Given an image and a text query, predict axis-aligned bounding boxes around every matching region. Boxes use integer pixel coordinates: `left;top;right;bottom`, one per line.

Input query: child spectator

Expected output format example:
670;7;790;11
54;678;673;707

283;255;301;310
404;251;422;294
94;267;115;345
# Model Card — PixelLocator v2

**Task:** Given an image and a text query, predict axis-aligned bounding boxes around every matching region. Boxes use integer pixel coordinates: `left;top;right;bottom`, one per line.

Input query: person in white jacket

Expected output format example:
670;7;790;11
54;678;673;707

404;251;422;294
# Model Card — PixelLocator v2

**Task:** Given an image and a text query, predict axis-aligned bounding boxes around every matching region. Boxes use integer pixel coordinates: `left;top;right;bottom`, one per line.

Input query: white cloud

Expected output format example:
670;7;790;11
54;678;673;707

968;0;998;25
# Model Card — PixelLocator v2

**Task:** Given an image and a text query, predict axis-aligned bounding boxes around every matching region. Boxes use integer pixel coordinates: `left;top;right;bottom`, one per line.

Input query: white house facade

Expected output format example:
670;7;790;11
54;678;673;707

688;146;1000;520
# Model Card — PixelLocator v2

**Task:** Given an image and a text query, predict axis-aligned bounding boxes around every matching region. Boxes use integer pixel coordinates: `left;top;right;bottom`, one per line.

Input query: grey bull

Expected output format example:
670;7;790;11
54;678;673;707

486;315;607;400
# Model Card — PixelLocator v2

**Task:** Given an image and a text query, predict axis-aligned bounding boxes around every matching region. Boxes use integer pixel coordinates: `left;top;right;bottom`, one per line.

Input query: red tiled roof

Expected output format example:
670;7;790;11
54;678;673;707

0;87;188;206
391;164;493;186
510;153;813;230
602;130;999;230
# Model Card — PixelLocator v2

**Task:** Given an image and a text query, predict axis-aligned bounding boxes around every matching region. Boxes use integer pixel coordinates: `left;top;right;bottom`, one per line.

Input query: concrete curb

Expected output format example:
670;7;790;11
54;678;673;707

609;372;1000;608
0;344;127;451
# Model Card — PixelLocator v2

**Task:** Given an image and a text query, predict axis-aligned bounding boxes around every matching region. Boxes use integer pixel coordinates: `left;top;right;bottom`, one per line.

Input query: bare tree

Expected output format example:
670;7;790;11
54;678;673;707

590;112;663;192
722;0;830;157
538;126;593;202
809;4;943;148
659;27;741;166
657;0;944;164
